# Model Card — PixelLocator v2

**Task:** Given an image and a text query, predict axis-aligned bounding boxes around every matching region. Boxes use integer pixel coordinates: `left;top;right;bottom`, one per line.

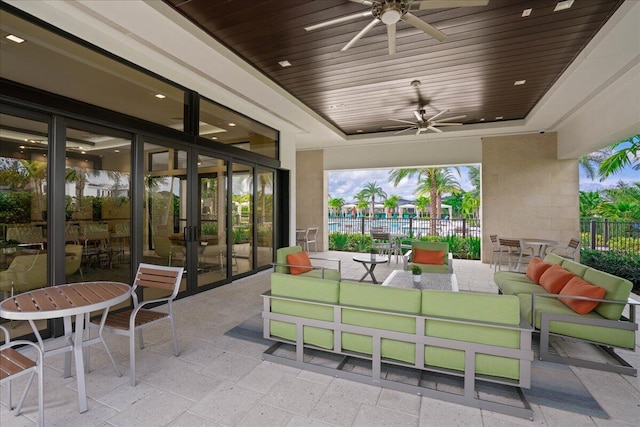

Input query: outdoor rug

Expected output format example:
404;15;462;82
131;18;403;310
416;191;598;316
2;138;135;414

224;314;607;419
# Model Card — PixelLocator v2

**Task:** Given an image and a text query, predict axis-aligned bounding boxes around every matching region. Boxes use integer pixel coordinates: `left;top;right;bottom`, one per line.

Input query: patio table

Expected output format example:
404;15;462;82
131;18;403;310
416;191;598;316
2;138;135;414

353;254;389;284
0;281;131;413
520;238;559;257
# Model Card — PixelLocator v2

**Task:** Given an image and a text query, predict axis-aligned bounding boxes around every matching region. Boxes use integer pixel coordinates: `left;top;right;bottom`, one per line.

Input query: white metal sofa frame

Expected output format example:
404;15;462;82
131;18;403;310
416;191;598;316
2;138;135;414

90;263;184;386
0;325;44;427
261;292;534;420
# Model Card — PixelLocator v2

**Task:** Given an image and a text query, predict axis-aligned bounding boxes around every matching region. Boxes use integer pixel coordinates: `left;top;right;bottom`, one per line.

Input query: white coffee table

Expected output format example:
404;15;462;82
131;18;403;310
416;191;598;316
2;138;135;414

382;270;458;291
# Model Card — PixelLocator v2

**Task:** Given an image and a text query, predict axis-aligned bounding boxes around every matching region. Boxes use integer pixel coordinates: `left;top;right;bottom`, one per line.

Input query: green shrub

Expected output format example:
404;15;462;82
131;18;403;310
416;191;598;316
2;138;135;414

329;232;350;251
580;249;640;294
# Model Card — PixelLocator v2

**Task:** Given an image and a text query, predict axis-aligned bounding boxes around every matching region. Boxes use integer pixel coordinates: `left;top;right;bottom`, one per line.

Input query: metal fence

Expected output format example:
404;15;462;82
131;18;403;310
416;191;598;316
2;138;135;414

580;219;640;256
327;216;481;239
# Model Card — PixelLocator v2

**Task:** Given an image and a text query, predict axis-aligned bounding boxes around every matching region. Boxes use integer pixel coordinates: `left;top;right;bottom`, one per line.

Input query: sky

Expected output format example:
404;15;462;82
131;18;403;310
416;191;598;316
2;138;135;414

329;143;639;202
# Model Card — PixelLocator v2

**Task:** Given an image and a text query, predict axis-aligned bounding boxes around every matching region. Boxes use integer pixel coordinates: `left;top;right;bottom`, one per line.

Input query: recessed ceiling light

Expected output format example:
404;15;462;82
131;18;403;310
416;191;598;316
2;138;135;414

496;116;503;120
19;145;25;149
228;123;236;127
480;118;485;122
554;0;574;12
522;9;532;17
114;149;120;153
514;80;526;85
6;34;25;43
154;93;166;99
278;60;292;68
81;151;86;154
211;136;218;140
356;130;363;133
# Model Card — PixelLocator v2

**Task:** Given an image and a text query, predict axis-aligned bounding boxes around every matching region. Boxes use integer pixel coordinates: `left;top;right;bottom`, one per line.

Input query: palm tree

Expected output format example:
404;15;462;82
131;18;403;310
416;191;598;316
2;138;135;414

433;169;461;219
328;197;345;216
579;149;611;180
357;181;387;217
383;195;400;217
579;191;602;218
598;134;639;178
414;196;429;218
390;168;438;234
467;165;480;198
20;159;47;220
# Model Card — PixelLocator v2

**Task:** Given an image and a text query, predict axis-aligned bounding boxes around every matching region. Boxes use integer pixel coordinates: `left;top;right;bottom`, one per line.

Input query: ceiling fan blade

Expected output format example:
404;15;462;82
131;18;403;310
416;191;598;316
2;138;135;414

427;109;449;122
433;122;463;126
402;12;446;42
435;114;466;122
394;127;416;135
342;18;380;51
389;119;417;125
305;11;372;31
418;0;489;10
427;126;443;133
413;110;423;122
387;23;397;55
348;0;374;6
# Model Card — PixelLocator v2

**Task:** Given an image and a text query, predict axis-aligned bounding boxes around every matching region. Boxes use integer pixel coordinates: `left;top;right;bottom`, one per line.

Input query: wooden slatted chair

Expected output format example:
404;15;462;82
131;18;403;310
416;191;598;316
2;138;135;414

90;263;184;386
0;325;44;427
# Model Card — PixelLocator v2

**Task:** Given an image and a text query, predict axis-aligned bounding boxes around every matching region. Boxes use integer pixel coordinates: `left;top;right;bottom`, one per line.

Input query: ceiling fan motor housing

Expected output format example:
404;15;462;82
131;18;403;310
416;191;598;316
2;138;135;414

373;0;411;24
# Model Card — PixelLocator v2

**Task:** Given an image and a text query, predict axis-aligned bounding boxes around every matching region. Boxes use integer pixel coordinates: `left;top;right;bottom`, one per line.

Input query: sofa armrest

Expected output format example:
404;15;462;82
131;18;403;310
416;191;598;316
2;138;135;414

447;253;454;273
530;293;639;324
272;258;341;279
308;256;342;274
403;250;413;271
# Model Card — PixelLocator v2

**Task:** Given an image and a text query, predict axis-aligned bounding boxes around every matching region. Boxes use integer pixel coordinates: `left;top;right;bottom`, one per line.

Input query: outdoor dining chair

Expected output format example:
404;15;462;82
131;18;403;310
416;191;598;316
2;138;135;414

90;263;184;386
547;238;580;260
371;231;393;262
0;325;44;427
497;238;534;272
489;234;502;270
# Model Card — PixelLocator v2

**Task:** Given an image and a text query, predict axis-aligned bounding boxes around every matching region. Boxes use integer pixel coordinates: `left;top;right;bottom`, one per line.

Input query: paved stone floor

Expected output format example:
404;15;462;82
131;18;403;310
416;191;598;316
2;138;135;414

1;252;639;426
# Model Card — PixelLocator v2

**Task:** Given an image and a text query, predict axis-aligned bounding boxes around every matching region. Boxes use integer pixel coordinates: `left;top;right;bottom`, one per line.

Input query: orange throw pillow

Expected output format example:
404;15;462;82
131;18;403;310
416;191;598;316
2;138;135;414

525;257;553;284
286;251;313;275
413;249;444;265
558;276;606;314
538;264;574;294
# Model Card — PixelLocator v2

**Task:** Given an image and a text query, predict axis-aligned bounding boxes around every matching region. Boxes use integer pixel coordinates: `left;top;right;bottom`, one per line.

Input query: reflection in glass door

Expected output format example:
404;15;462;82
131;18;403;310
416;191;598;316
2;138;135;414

196;154;228;287
256;168;274;268
143;142;187;298
232;163;253;275
0;113;49;339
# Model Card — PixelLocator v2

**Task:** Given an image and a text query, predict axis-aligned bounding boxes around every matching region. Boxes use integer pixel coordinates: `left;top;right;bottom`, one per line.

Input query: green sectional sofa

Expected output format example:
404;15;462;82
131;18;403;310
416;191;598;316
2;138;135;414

403;241;453;274
494;252;638;376
263;272;534;420
273;246;341;280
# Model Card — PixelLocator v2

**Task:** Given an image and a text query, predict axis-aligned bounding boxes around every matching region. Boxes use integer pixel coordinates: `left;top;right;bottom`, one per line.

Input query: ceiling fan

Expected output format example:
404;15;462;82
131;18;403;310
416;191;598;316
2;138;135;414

385;108;466;135
304;0;489;54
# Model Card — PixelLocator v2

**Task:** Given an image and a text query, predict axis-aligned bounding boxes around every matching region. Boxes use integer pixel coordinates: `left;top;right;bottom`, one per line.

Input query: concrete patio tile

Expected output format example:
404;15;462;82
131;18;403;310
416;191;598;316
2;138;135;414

137;357;222;402
308;393;361;426
297;369;334;385
170;338;226;367
106;388;192;427
286;414;335;426
352;403;419;426
94;381;157;412
236;402;295;426
323;377;381;406
377;388;421;417
188;381;263;425
165;411;223;426
418;396;483;426
261;375;329;416
200;351;262;382
237;361;298;393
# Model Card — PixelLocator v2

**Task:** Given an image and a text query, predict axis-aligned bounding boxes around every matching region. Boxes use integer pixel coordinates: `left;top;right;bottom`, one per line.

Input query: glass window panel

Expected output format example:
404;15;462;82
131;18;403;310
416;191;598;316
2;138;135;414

256;168;274;268
0;113;48;338
232;163;253;274
65;126;131;305
200;98;278;159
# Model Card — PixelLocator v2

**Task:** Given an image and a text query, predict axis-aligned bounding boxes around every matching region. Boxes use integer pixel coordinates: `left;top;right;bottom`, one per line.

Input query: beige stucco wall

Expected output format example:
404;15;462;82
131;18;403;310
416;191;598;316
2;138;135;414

296;150;325;251
482;132;579;263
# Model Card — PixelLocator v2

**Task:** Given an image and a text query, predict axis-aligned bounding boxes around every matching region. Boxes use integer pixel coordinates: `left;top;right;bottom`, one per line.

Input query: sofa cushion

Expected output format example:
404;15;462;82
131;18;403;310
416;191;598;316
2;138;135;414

300;268;341;281
558;277;606;314
411;242;449;266
422;291;522;380
559;259;589;277
286;251;313;275
542;252;567;266
538;264;574;294
518;294;634;349
340;281;421;364
525;257;552;283
270;273;339;349
583;268;633;320
413;248;444;265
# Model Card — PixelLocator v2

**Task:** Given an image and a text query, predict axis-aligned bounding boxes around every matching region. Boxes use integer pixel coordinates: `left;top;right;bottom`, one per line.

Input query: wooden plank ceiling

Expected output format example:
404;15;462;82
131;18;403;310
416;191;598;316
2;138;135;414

164;0;623;136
